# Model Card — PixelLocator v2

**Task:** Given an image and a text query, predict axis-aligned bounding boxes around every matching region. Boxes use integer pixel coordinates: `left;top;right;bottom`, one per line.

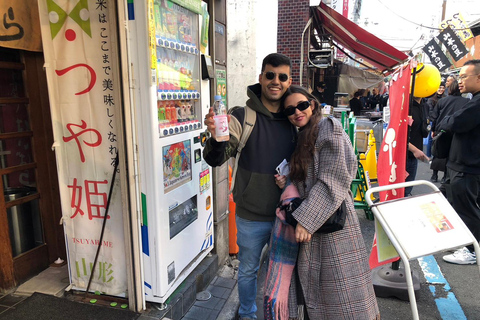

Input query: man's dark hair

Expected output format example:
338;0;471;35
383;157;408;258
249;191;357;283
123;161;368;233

463;59;480;74
261;53;292;72
317;81;326;89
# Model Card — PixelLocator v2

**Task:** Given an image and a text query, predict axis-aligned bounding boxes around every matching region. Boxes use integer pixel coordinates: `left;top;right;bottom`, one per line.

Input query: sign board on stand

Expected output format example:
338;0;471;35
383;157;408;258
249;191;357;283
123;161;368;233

366;180;480;320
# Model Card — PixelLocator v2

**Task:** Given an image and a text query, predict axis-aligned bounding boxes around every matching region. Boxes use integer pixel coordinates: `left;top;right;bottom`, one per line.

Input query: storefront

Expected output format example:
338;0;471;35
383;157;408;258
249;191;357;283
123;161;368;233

0;1;66;292
0;0;228;314
307;2;408;103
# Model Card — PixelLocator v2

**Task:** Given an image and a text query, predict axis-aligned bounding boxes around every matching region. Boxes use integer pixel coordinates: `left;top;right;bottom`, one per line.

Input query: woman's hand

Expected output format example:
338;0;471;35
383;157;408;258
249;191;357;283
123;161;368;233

274;174;286;189
295;223;312;243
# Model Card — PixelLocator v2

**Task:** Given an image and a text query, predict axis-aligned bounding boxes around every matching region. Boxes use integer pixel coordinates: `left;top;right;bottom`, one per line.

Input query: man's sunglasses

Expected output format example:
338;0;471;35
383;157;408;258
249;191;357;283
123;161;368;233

264;71;289;82
283;101;310;116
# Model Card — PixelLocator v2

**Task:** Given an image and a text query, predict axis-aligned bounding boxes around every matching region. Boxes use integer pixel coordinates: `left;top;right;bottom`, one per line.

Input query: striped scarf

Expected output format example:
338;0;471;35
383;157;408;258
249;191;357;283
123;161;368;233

264;184;300;320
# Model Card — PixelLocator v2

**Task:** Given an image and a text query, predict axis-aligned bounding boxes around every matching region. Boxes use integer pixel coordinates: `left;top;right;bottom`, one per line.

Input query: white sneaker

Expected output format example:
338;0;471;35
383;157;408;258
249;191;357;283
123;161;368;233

443;247;476;265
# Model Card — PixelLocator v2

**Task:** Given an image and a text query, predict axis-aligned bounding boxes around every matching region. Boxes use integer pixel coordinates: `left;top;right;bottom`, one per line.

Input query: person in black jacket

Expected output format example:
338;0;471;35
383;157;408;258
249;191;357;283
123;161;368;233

437;59;480;265
311;81;326;104
425;83;446;164
203;53;297;319
366;88;382;110
430;80;468;183
349;90;362;116
405;96;429;196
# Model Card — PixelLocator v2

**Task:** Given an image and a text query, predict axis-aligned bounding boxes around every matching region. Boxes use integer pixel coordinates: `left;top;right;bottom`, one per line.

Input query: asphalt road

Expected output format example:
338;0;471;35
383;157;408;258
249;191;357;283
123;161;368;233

358;159;480;320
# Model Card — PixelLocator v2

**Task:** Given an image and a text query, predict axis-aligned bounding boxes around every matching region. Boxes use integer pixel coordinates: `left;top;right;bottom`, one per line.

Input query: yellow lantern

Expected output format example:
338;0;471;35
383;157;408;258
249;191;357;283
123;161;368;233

411;63;441;98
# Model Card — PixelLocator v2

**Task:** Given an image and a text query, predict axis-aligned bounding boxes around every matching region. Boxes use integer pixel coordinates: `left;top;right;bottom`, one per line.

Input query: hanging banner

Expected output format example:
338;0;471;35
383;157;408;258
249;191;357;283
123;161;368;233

37;0;127;295
0;0;42;51
439;12;473;42
422;38;451;71
438;27;468;61
369;63;412;268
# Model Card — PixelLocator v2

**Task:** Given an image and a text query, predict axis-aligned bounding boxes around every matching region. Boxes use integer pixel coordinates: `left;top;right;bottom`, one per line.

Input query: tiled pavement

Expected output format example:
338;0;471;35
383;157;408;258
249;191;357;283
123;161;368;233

0;291;28;317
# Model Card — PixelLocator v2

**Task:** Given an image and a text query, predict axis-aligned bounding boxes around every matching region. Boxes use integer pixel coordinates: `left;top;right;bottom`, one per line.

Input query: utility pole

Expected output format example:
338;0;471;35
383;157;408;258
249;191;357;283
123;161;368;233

442;0;447;20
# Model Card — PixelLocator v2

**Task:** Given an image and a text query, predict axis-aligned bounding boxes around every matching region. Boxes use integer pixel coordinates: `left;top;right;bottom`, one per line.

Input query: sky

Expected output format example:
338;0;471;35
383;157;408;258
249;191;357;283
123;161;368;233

360;0;479;52
311;0;479;53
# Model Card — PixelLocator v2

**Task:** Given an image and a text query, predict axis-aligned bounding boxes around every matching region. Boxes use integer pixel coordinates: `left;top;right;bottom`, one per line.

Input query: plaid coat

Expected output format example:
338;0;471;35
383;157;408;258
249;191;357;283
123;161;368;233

291;117;380;319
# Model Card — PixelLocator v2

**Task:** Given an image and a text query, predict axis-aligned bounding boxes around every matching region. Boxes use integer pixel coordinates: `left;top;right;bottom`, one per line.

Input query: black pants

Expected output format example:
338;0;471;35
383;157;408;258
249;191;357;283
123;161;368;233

446;168;480;252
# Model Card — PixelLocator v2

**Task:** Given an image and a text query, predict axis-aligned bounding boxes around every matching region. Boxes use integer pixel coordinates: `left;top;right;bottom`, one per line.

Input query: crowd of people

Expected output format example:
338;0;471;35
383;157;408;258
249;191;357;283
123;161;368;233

348;87;388;116
203;52;480;319
428;62;480;265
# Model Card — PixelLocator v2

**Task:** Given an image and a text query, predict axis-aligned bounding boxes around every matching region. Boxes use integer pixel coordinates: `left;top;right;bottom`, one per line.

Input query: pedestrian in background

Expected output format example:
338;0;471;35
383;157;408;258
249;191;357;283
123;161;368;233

349;90;363;116
203;53;297;319
367;87;382;111
405;96;430;196
430;79;468;184
311;81;326;104
426;83;446;181
437;59;480;265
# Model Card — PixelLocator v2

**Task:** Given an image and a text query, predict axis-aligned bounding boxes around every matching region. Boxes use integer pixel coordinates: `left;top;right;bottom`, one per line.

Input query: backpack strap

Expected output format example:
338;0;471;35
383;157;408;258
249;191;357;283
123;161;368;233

230;106;256;193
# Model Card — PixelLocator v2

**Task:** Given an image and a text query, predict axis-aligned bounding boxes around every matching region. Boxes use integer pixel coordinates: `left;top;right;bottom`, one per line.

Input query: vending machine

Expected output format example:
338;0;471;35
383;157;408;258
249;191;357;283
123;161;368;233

128;0;213;303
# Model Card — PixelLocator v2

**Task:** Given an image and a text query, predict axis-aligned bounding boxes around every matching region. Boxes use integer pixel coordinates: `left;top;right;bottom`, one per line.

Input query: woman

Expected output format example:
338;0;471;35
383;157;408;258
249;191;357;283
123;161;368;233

271;85;379;319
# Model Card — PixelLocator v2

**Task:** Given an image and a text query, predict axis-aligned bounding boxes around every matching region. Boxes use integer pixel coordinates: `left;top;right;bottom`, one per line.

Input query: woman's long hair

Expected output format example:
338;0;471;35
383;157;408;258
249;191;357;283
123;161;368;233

447;79;461;96
281;85;323;181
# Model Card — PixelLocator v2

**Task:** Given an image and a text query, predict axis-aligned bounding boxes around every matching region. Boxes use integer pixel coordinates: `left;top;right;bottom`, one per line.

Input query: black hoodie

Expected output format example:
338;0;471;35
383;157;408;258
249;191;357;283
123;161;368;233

437;92;480;174
203;83;297;221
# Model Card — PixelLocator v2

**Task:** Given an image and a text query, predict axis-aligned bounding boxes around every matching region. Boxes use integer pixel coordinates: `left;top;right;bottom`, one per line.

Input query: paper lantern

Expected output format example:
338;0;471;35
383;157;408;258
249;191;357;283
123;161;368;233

412;63;441;98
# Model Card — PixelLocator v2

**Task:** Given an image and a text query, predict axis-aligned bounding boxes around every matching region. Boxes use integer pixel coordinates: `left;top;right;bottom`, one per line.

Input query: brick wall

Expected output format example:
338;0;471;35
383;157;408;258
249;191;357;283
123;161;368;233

277;0;310;86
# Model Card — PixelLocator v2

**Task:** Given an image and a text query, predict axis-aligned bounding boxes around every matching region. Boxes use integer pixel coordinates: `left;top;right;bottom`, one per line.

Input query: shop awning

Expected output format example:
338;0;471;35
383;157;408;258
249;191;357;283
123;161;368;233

312;2;408;72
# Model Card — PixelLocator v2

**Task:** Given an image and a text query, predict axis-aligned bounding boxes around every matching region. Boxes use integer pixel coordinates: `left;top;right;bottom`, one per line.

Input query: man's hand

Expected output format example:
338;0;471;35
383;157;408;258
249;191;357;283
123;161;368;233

204;107;216;137
409;143;429;162
274;174;286;189
204;107;231;140
295;223;312;243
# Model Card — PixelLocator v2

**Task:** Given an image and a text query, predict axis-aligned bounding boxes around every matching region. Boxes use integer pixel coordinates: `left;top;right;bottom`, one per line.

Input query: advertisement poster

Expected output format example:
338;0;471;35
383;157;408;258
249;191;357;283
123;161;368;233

439;12;473;42
163;140;192;192
216;69;227;107
37;0;126;295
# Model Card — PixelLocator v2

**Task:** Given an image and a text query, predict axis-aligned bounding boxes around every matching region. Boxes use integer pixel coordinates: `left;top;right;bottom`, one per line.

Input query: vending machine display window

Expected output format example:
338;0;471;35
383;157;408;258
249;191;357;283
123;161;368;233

169;195;198;239
155;0;202;137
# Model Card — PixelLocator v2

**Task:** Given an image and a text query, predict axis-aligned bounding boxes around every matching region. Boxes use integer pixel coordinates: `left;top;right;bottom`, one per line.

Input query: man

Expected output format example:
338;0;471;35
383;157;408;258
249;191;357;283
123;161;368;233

203;53;296;319
426;83;446;181
312;81;326;104
367;88;382;110
438;59;480;265
349;90;362;116
405;96;429;196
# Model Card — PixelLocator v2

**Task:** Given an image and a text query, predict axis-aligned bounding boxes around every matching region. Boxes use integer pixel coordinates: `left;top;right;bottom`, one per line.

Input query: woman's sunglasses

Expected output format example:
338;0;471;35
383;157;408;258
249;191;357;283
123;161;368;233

263;71;289;82
283;101;310;116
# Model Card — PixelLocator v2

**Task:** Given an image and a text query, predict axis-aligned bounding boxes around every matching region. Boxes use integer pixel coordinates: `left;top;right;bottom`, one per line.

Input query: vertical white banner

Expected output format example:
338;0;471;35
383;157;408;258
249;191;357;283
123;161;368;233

37;0;127;295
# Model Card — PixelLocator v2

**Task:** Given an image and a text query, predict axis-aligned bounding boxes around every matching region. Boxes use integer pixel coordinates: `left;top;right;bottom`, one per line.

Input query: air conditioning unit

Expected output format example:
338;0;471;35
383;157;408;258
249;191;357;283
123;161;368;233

309;49;333;68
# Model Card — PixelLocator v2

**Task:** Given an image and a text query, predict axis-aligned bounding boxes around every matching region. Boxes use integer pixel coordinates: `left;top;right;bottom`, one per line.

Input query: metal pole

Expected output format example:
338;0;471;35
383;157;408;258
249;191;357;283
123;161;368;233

442;0;447;21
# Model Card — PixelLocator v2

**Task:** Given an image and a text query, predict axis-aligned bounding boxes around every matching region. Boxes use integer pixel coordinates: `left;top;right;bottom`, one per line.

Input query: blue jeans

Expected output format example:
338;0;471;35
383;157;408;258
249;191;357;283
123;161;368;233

236;215;274;319
426;128;433;158
405;157;418;196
